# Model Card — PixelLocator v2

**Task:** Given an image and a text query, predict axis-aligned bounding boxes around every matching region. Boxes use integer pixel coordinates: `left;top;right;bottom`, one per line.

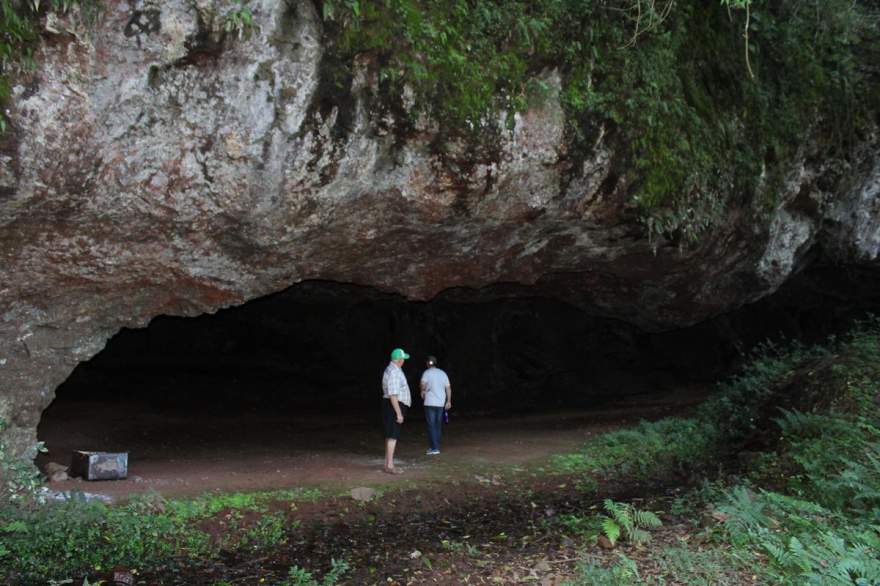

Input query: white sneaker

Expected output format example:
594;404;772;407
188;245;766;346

426;449;440;455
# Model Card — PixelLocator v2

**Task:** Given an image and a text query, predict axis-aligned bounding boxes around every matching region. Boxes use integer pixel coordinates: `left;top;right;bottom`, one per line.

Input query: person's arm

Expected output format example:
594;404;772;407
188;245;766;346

420;380;427;402
389;394;404;423
444;384;452;410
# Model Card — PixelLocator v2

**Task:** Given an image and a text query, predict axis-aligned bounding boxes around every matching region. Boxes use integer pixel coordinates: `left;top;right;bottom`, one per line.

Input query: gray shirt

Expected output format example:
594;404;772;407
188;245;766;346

382;362;411;407
420;367;450;407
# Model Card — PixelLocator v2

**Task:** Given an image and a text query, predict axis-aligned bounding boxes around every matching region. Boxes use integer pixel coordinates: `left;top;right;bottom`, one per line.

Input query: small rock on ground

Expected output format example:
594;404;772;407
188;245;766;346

45;461;68;475
350;487;376;502
49;470;69;482
597;535;615;549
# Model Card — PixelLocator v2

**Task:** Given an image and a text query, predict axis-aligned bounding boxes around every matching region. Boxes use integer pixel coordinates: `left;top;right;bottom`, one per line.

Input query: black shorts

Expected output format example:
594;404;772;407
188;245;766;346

382;399;408;439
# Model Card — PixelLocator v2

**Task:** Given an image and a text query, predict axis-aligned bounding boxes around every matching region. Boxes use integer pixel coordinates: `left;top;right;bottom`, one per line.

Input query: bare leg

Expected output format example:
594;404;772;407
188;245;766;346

384;438;397;470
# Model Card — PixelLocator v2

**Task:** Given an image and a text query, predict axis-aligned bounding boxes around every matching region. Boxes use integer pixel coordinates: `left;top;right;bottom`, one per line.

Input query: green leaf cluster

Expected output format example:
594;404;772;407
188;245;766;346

558;315;880;477
223;0;254;40
774;409;880;512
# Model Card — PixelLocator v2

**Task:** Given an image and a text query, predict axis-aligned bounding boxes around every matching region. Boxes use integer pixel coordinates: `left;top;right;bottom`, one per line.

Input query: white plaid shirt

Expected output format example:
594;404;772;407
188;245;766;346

382;362;411;407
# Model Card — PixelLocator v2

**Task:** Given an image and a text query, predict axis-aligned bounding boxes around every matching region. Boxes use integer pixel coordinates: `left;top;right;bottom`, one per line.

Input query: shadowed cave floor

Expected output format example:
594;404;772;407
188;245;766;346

36;386;708;501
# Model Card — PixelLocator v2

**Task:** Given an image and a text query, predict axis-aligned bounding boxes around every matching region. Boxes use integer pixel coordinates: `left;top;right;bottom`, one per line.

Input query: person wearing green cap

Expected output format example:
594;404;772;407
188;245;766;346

381;347;412;474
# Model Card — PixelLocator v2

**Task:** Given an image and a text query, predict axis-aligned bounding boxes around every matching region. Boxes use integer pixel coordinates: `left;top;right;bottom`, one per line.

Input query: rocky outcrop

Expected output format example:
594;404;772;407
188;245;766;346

0;0;878;460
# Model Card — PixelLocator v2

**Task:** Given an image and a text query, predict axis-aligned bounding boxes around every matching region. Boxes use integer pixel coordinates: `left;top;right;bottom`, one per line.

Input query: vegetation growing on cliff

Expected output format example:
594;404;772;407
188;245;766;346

0;0;103;131
1;1;874;243
0;0;38;130
321;0;879;245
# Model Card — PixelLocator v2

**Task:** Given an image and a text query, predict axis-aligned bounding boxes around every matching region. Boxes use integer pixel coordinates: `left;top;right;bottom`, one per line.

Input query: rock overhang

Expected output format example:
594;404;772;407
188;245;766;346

0;0;879;461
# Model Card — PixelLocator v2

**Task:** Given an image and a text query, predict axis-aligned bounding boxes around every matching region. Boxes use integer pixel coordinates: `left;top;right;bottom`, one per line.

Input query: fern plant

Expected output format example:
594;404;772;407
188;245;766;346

600;499;662;546
719;485;880;584
774;409;880;512
762;531;880;585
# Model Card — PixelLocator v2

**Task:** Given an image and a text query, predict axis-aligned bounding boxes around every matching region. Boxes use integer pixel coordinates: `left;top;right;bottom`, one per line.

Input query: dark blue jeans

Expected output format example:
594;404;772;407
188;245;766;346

424;406;444;451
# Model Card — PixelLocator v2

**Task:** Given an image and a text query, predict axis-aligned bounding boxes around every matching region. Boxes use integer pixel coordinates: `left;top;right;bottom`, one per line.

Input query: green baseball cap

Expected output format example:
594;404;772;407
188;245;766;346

390;348;410;360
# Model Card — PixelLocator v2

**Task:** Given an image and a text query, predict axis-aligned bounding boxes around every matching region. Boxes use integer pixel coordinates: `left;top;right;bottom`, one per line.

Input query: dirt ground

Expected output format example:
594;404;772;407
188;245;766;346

32;386;729;585
36;387;707;501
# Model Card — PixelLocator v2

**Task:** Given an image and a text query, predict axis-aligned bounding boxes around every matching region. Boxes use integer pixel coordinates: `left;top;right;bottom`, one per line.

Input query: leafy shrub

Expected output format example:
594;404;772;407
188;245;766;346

558;317;880;483
0;495;209;582
699;339;825;441
242;511;288;548
560;317;880;584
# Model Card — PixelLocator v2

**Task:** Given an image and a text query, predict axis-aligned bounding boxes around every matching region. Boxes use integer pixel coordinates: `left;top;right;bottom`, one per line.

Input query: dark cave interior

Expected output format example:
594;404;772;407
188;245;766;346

44;261;880;417
34;260;880;490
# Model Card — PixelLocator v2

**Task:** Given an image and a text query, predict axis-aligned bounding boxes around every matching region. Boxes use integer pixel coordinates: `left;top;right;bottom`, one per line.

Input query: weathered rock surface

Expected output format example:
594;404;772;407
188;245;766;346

45;461;69;482
0;0;878;459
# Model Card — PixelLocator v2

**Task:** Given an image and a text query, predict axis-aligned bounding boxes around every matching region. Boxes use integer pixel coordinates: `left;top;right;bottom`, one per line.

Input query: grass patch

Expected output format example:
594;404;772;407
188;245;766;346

0;487;322;584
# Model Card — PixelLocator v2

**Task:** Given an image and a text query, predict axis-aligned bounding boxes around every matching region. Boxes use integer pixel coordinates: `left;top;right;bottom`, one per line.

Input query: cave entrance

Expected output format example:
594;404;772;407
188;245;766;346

35;269;877;498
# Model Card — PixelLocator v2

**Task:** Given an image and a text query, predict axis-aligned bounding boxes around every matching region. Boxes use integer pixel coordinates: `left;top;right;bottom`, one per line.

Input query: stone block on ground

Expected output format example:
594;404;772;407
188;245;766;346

70;451;128;481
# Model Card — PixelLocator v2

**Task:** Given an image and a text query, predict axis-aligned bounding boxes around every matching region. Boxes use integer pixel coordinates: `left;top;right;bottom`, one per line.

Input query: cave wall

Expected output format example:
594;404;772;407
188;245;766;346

0;0;878;461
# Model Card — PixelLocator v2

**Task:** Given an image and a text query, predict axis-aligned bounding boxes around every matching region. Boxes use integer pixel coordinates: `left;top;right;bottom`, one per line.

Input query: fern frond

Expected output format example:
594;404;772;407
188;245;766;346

629;528;652;545
634;509;662;529
762;541;792;568
787;536;812;572
602;518;621;546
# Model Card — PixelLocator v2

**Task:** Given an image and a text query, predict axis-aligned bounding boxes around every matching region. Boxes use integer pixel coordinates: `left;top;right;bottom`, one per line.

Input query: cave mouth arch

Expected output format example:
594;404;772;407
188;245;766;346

35;268;879;496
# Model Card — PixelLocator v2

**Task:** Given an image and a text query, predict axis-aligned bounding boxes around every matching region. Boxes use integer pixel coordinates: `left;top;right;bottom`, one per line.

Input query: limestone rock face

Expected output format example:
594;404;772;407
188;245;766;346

0;0;877;459
827;158;880;263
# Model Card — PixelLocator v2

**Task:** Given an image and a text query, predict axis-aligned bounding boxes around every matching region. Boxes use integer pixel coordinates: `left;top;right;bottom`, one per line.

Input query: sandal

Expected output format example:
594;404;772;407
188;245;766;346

382;467;403;475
